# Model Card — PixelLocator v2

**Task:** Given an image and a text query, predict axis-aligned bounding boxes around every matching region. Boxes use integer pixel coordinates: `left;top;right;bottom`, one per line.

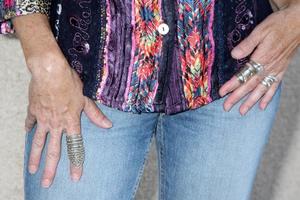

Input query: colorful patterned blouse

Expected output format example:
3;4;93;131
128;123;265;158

1;0;274;114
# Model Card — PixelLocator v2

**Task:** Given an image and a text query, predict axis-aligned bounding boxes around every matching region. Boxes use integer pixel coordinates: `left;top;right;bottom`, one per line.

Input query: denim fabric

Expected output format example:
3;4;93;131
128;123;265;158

24;82;282;200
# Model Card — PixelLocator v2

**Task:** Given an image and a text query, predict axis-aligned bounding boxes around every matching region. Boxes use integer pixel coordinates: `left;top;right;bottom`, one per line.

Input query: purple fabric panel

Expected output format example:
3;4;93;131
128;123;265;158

153;0;187;114
100;0;133;108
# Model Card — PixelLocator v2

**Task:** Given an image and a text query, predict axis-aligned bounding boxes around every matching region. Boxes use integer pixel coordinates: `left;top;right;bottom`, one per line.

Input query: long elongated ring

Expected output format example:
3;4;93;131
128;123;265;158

235;60;265;84
66;134;85;167
248;60;265;75
261;75;278;88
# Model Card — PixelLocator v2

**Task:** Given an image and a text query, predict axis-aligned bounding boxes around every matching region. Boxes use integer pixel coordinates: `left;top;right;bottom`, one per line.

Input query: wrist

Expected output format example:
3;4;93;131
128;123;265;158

12;14;72;78
27;52;70;79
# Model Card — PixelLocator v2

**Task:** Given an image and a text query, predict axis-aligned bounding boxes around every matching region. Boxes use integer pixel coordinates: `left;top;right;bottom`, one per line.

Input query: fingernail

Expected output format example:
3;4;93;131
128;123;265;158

240;106;249;116
71;174;80;182
41;179;51;188
224;104;231;112
28;165;37;174
103;118;113;128
240;111;247;116
219;89;226;97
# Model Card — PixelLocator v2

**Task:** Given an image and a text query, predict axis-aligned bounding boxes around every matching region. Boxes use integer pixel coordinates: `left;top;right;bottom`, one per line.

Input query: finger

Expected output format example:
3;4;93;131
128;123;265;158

221;38;276;103
83;97;112;128
234;45;291;114
41;128;63;188
223;74;263;112
231;24;267;59
219;75;241;97
260;71;285;110
28;123;47;174
239;80;271;115
65;119;83;182
25;106;36;132
219;61;268;98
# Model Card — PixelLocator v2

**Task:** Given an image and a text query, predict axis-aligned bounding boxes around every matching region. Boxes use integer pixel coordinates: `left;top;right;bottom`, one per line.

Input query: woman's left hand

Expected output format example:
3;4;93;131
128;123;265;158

219;2;300;115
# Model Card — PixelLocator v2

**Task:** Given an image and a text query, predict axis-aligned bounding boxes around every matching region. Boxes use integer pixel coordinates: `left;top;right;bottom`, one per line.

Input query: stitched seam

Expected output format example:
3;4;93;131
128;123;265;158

130;132;155;200
161;116;166;200
156;114;166;200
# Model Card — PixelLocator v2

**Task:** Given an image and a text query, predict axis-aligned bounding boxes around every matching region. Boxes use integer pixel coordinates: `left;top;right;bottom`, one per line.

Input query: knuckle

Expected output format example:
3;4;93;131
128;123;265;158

37;116;47;124
254;78;261;85
65;116;77;125
50;132;61;140
28;158;37;166
225;96;235;105
89;109;98;119
244;100;254;108
97;112;106;121
261;99;269;105
43;170;54;178
49;120;61;130
68;119;80;128
269;87;276;94
249;76;261;86
47;151;60;160
237;44;249;53
28;106;36;116
35;130;45;139
252;22;266;36
32;139;44;149
245;36;257;47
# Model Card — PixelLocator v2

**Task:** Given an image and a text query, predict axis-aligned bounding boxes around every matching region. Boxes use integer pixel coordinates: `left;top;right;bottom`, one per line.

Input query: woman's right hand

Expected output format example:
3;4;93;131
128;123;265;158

13;14;113;188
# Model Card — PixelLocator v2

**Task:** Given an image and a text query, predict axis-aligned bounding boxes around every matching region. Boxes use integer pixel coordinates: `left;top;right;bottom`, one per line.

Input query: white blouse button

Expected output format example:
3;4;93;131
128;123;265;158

157;23;169;35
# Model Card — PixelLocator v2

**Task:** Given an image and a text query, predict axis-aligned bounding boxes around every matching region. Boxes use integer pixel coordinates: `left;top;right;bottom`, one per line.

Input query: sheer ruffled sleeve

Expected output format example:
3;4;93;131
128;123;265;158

0;0;51;34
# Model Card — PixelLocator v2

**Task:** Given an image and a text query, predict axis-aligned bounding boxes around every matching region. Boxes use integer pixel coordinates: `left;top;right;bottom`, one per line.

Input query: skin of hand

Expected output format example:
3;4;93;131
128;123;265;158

219;1;300;115
13;14;113;188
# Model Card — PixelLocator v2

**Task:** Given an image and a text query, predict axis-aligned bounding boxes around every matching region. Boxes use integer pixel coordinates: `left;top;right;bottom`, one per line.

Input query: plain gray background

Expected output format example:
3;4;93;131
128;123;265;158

0;36;299;199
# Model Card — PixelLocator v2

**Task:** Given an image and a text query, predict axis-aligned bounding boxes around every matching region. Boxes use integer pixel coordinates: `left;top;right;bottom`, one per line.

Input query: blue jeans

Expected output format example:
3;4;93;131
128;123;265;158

24;82;282;200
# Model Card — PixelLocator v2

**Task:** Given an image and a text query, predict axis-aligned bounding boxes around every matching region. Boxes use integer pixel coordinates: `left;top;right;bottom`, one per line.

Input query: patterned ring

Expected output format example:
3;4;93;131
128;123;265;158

261;75;279;88
66;134;85;167
249;60;265;74
235;62;257;84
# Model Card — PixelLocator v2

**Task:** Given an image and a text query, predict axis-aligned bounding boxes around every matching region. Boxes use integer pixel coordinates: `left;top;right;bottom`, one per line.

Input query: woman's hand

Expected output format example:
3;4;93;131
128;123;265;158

13;14;112;188
219;2;300;115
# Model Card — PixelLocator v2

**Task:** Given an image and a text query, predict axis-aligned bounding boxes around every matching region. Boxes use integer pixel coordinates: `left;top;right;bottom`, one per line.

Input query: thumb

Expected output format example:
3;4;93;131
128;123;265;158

231;24;266;59
83;97;113;129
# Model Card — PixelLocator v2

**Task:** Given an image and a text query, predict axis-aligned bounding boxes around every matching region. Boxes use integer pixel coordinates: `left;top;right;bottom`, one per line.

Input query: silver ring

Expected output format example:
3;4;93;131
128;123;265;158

66;134;85;167
235;60;265;84
235;62;257;84
248;60;265;75
261;75;278;88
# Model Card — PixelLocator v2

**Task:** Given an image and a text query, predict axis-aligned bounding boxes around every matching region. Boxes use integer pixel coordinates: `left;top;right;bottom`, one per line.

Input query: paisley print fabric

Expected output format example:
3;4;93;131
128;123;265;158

0;0;50;33
0;0;274;114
